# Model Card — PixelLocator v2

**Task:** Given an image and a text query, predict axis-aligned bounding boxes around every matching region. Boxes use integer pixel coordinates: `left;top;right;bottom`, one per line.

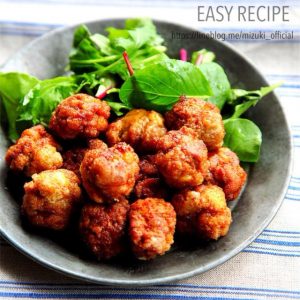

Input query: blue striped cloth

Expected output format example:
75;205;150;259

0;0;299;299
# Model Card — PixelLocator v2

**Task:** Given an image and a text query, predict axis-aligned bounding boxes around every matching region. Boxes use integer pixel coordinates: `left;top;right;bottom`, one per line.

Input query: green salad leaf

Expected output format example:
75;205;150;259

227;82;282;119
223;118;262;162
107;18;163;51
199;62;231;109
105;101;131;116
222;82;280;162
69;18;167;79
191;49;216;64
69;25;116;74
119;59;212;112
18;76;79;126
77;73;116;95
0;72;39;141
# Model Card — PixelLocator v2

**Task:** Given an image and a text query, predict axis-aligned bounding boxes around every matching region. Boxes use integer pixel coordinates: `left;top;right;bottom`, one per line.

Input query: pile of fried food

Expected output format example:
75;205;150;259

5;94;247;261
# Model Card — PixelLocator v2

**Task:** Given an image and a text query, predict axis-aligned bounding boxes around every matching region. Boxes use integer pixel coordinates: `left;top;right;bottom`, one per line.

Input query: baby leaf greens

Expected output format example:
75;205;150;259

0;72;39;141
119;59;212;112
198;62;231;109
18;76;79;126
69;19;167;80
221;82;281;162
227;83;282;119
223;118;262;162
191;49;216;65
0;18;281;163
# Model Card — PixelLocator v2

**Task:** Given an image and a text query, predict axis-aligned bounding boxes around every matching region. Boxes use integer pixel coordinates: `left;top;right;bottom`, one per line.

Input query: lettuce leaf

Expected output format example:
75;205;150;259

18;76;79;126
119;59;212;112
69;18;167;79
0;72;39;141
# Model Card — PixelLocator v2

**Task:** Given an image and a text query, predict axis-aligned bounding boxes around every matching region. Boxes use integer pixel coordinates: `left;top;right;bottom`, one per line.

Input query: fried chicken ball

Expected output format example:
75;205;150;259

133;155;168;199
62;139;107;179
129;198;176;260
49;94;110;139
22;169;81;230
80;142;139;203
106;109;167;153
171;184;231;240
155;127;209;189
79;199;130;260
165;96;225;150
5;125;63;177
207;147;247;201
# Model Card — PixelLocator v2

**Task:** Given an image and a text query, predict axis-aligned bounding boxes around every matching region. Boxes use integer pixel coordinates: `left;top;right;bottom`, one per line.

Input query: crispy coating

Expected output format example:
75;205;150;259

87;139;108;150
134;156;168;199
106;109;167;153
62;139;107;179
49;94;110;139
80;142;139;203
207;147;247;201
129;198;176;260
5;125;63;177
171;184;231;240
165;96;225;150
79;199;130;260
155;127;209;189
22;169;81;230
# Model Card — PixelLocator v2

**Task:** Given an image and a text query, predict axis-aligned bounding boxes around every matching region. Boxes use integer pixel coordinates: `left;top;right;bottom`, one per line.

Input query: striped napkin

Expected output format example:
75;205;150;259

0;0;299;299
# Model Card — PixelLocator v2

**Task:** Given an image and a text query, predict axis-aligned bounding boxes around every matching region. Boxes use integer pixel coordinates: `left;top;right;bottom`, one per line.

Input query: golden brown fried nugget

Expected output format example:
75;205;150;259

62;139;107;179
172;184;231;240
165;96;225;150
106;109;167;153
22;169;81;230
49;94;110;139
129;198;176;260
5;125;62;177
155;127;208;189
80;142;139;203
207;147;247;201
79;199;130;260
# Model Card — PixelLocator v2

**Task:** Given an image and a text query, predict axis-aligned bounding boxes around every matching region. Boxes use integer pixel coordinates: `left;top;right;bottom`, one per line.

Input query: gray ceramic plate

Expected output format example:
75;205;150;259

0;19;292;286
